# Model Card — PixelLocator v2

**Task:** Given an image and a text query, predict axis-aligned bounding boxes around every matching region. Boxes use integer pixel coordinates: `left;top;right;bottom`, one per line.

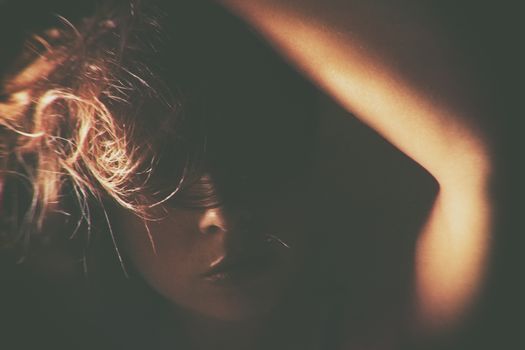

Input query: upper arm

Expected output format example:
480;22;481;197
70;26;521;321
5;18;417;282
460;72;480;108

218;0;494;331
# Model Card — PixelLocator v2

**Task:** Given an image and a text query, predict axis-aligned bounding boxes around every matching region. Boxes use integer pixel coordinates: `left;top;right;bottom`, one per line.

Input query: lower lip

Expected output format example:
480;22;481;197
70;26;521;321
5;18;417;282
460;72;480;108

203;257;276;286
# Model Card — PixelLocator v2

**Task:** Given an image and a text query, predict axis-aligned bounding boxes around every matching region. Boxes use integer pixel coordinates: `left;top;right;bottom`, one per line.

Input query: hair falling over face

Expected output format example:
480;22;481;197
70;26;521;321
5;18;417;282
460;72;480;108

0;0;510;349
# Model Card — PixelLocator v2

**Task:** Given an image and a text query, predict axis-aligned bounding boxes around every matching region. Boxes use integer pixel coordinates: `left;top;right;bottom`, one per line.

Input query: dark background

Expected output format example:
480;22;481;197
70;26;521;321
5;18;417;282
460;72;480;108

1;1;523;349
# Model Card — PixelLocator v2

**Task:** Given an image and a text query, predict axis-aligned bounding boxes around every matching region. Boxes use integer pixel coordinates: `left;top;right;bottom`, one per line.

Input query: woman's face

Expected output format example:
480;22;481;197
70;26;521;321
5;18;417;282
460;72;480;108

115;176;313;321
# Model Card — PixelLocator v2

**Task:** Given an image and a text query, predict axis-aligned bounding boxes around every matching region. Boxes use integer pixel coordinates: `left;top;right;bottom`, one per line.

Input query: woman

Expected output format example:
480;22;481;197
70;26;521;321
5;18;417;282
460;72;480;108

0;0;496;349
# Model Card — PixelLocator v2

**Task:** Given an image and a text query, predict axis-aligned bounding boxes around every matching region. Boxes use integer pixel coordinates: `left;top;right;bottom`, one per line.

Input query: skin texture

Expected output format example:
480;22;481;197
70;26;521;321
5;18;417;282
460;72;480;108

115;174;314;322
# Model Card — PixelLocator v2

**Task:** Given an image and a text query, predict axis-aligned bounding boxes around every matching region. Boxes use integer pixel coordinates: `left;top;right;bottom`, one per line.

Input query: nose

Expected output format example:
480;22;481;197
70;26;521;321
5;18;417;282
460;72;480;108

199;206;254;235
198;207;231;235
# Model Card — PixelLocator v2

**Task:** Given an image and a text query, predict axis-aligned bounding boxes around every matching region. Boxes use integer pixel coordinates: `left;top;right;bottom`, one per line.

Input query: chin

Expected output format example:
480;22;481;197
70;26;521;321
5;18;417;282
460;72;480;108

173;276;288;322
189;288;281;322
201;294;278;322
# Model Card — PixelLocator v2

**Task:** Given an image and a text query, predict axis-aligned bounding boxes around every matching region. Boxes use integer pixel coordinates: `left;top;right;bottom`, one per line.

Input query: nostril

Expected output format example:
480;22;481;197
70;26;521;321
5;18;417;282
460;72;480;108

199;207;230;235
203;225;222;235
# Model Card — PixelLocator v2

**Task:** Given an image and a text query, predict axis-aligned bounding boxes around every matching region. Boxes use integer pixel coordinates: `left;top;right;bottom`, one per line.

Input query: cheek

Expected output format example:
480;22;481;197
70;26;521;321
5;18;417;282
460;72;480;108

113;202;313;321
117;210;208;307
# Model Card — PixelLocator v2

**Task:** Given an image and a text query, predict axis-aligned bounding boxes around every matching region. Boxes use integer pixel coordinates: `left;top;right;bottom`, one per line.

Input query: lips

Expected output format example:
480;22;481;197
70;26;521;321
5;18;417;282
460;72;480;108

201;252;276;285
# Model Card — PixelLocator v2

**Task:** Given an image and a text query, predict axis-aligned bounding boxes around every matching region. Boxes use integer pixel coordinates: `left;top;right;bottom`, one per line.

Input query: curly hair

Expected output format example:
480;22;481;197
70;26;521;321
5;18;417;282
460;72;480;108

0;0;319;266
0;0;192;257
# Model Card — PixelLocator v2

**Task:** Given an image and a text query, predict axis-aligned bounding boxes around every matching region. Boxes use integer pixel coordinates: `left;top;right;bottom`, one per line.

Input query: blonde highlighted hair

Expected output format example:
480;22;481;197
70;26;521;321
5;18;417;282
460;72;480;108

0;0;320;263
0;0;188;254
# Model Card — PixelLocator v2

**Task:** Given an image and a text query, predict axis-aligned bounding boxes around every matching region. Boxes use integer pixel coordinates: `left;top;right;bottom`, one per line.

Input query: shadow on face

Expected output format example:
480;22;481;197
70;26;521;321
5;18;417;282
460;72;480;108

115;168;316;321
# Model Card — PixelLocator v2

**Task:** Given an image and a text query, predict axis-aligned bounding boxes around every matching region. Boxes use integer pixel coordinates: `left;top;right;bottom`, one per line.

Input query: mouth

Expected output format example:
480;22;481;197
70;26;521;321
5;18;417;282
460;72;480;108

201;252;277;286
